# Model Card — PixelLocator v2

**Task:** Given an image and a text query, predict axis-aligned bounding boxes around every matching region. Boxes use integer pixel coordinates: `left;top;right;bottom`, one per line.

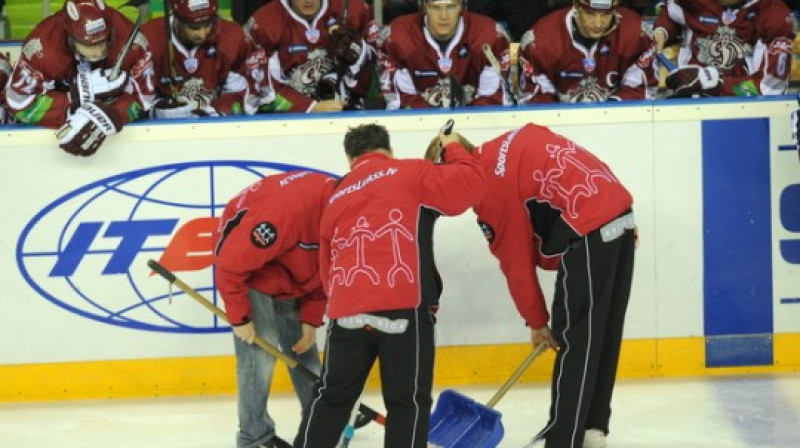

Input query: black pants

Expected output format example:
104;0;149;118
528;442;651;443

294;308;435;448
537;222;636;448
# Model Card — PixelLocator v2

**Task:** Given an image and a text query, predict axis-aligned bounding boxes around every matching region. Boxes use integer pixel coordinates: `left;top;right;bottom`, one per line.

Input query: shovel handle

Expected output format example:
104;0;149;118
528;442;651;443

485;343;548;408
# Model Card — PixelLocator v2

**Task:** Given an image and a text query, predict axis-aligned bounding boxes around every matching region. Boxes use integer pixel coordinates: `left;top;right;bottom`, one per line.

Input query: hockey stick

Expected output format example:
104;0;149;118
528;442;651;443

656;52;676;73
109;0;151;80
482;43;516;105
162;0;180;98
339;390;364;447
146;259;388;427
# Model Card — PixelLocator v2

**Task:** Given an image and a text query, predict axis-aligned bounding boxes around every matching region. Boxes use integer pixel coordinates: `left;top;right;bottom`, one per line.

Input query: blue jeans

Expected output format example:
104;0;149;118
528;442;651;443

234;289;321;448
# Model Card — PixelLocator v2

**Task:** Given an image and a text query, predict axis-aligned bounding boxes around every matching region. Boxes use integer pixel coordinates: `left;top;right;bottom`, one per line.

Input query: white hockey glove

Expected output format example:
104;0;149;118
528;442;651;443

666;65;721;98
56;103;122;156
71;68;129;107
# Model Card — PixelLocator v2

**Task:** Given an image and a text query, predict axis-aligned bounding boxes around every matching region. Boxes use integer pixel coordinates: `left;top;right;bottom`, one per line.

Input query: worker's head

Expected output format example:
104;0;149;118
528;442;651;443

344;124;392;165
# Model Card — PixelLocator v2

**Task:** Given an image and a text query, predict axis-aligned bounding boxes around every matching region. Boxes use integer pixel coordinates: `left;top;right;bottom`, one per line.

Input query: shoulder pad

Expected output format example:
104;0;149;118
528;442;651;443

519;29;535;51
22;38;44;60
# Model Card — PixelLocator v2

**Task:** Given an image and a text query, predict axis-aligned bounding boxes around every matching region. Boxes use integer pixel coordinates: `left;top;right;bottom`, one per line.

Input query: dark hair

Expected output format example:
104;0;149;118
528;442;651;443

343;124;391;159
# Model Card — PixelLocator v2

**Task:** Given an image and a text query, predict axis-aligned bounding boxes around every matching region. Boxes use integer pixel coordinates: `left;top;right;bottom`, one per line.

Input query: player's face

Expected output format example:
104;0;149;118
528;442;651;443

291;0;322;19
574;7;615;40
425;1;462;40
74;40;110;62
177;19;215;47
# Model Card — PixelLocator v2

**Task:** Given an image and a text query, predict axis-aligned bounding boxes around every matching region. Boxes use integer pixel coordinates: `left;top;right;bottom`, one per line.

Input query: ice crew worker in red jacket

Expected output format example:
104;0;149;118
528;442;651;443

429;123;635;448
293;123;485;448
214;171;336;448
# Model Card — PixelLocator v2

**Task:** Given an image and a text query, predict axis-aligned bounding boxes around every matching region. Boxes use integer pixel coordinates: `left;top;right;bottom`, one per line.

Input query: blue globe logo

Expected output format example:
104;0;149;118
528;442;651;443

16;161;336;333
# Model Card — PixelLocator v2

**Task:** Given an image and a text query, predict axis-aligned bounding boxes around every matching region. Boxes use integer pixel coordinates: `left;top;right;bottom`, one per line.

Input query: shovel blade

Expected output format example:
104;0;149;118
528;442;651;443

428;389;504;448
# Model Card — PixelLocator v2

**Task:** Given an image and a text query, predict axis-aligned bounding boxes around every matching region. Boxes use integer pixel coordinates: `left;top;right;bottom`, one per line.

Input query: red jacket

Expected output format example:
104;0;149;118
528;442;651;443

214;171;337;326
320;149;485;318
473;123;632;328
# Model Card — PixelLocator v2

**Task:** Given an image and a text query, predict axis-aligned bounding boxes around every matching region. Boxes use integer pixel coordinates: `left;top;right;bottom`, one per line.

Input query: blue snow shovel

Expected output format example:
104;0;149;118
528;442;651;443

428;343;549;448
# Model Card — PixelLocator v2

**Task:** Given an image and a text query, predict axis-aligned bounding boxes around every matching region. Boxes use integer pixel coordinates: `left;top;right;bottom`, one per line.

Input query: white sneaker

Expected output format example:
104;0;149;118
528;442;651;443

583;429;607;448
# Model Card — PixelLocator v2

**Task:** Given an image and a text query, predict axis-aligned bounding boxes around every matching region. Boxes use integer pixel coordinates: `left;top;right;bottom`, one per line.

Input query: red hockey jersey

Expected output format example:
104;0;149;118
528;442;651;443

320;150;485;319
214;171;337;327
244;0;377;112
653;0;795;96
472;123;632;328
141;17;255;115
518;6;657;103
3;8;154;128
377;11;512;109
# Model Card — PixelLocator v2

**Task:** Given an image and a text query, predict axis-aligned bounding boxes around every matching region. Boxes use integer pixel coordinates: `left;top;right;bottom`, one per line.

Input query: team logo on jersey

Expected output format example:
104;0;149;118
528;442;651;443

583;57;596;73
438;58;452;73
721;9;737;26
251;222;277;248
306;29;320;43
697;27;750;71
184;57;199;74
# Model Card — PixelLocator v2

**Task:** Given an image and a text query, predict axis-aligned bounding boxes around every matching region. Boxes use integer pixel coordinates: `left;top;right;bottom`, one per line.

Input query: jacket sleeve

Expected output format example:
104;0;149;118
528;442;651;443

477;174;551;329
298;288;327;327
214;208;297;325
417;143;486;216
651;1;681;47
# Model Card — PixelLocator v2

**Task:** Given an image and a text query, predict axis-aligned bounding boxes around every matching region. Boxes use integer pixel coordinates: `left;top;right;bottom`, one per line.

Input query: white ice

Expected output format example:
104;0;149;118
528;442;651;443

1;375;799;448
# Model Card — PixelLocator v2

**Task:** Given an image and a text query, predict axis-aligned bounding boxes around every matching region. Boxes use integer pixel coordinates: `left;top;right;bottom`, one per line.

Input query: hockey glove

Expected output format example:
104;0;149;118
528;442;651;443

327;27;364;66
56;103;123;156
71;68;129;109
315;72;339;101
666;65;721;98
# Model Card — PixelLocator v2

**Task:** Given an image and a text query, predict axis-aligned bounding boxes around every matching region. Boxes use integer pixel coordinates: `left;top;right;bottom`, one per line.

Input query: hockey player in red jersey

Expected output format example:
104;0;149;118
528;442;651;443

2;0;154;156
214;170;337;448
0;53;10;124
427;123;635;448
654;0;795;97
517;0;658;103
378;0;513;109
244;0;378;113
142;0;257;118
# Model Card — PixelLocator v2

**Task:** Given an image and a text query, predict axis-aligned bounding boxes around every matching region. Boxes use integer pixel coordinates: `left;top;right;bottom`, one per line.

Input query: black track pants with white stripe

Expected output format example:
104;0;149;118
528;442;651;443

294;308;435;448
539;228;635;448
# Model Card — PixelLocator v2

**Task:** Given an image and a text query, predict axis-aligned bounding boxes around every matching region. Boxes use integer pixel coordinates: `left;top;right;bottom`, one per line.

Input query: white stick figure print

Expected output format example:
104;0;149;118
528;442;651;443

532;140;618;219
344;217;380;286
375;209;415;287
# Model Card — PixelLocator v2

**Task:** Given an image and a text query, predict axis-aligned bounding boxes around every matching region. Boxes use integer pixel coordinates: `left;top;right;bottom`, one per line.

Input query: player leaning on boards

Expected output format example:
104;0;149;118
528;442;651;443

214;171;338;448
142;0;258;118
654;0;795;97
1;0;155;156
244;0;378;113
516;0;658;103
293;123;485;448
377;0;513;109
426;123;635;448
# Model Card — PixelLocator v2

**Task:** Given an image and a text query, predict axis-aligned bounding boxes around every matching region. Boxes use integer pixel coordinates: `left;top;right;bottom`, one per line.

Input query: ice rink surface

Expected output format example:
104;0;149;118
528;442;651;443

2;374;799;448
